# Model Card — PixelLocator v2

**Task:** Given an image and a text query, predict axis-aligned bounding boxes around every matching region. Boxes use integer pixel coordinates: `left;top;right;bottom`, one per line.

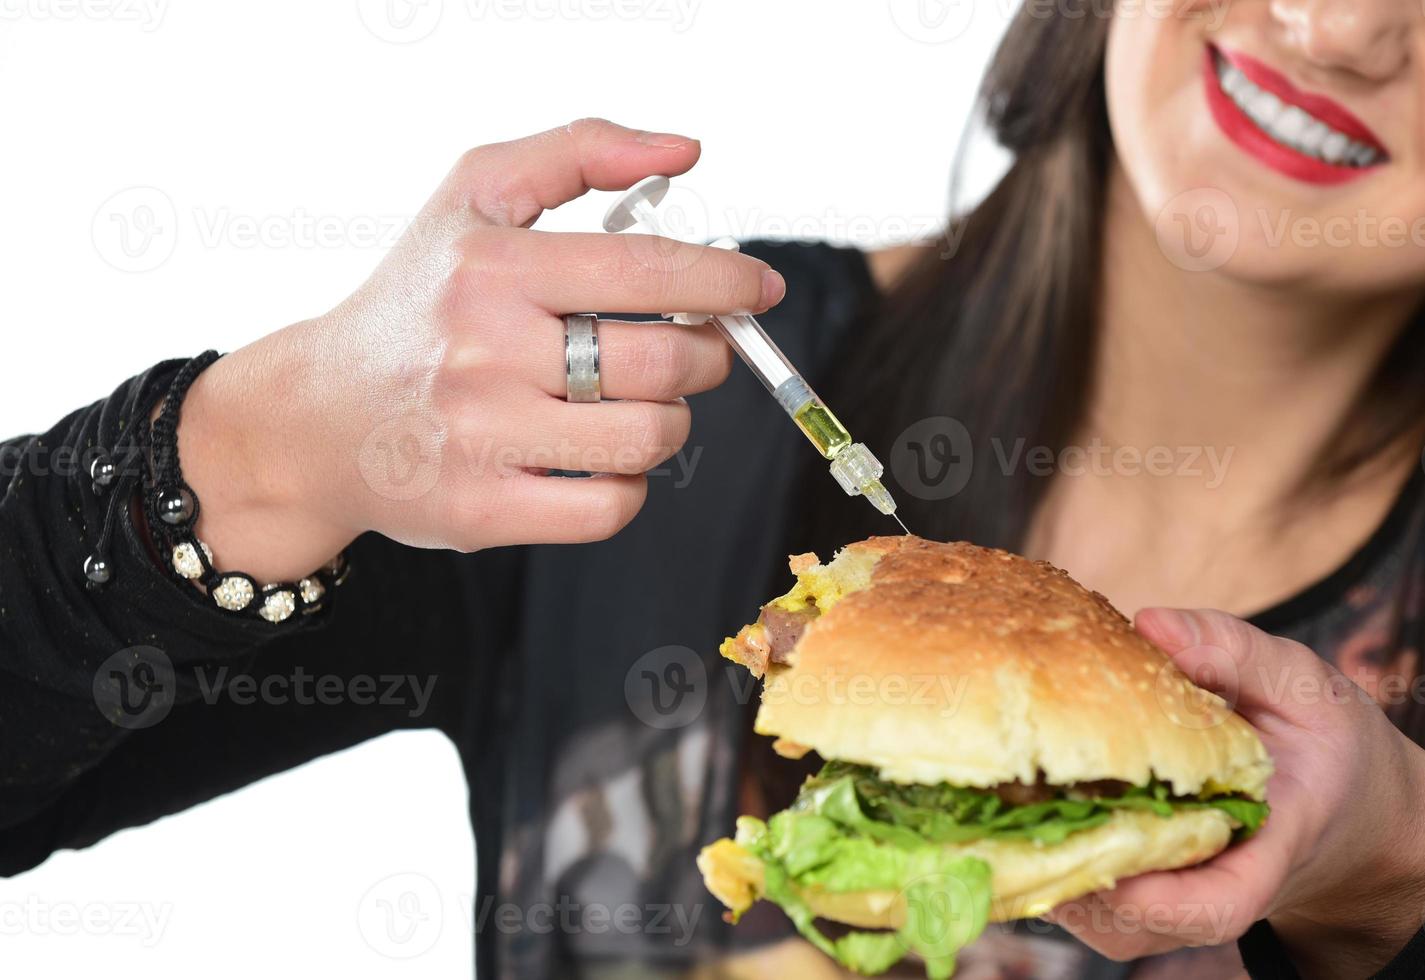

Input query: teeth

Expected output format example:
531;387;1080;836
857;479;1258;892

1221;64;1249;98
1351;144;1380;167
1273;106;1310;146
1213;51;1383;169
1299;119;1329;155
1320;131;1349;165
1248;90;1283;126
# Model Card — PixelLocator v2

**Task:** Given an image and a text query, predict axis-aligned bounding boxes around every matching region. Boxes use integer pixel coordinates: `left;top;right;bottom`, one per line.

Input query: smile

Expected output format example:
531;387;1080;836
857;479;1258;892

1203;45;1388;185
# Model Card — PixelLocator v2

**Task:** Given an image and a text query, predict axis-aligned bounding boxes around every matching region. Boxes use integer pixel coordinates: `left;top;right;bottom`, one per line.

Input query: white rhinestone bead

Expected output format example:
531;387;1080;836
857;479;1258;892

299;577;325;605
259;588;296;624
212;576;254;611
172;540;213;579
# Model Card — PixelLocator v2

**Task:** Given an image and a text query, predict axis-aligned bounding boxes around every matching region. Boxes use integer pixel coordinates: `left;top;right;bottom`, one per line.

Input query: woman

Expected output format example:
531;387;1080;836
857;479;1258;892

3;1;1425;977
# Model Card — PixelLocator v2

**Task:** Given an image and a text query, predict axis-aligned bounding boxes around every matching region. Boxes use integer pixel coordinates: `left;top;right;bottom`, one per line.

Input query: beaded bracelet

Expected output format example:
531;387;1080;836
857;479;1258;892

85;350;349;623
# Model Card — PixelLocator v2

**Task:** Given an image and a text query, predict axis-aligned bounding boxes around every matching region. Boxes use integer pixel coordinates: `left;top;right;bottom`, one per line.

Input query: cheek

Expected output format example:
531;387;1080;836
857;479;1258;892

1105;12;1217;217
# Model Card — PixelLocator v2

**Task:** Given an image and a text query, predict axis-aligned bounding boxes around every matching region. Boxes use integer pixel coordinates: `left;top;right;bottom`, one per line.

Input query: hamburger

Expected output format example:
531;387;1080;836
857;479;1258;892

698;536;1272;978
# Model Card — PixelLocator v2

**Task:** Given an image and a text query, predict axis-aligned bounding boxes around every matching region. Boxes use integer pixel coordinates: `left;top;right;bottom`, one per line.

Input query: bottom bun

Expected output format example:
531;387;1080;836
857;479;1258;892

699;807;1234;926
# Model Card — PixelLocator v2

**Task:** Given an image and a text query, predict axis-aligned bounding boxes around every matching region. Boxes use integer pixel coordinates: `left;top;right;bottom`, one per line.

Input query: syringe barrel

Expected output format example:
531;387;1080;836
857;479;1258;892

710;313;798;394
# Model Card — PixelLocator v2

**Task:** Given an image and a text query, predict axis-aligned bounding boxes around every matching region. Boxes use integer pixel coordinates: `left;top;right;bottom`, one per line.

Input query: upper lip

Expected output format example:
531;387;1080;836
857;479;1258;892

1214;44;1388;156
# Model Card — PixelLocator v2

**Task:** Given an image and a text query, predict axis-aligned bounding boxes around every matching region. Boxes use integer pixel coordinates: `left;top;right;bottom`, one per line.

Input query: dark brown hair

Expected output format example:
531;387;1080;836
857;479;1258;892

793;9;1113;556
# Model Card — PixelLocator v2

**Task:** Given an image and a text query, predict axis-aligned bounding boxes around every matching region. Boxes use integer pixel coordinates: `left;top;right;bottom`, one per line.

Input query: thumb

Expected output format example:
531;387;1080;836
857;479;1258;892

1136;607;1340;725
441;117;701;227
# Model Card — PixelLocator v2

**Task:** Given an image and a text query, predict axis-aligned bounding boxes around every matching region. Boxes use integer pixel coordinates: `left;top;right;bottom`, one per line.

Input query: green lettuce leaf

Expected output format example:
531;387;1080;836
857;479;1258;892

744;809;993;980
734;762;1269;978
808;761;1268;845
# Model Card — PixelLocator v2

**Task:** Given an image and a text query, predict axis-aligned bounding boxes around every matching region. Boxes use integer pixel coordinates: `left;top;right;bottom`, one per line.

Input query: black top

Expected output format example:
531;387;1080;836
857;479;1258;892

2;241;1423;979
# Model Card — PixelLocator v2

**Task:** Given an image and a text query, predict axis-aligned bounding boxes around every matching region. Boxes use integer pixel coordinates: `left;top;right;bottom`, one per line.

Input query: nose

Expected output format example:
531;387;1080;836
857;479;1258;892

1269;0;1414;81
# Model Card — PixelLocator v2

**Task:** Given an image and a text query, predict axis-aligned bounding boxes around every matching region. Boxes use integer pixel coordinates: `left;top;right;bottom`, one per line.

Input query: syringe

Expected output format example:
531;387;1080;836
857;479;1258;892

603;176;909;533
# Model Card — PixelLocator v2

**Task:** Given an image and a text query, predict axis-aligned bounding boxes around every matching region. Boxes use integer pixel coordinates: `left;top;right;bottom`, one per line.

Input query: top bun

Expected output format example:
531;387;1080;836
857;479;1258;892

747;537;1272;799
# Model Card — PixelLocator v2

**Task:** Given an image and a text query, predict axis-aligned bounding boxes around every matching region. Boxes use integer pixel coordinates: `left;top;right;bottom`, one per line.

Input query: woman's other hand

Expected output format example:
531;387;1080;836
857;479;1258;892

1048;608;1425;978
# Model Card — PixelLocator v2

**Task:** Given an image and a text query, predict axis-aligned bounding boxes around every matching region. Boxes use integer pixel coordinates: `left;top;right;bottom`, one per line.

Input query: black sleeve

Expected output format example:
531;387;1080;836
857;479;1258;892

0;361;520;874
1240;919;1425;979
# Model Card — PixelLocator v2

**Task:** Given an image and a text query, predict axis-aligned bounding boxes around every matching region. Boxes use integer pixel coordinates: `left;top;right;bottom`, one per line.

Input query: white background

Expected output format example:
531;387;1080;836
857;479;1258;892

0;2;1011;976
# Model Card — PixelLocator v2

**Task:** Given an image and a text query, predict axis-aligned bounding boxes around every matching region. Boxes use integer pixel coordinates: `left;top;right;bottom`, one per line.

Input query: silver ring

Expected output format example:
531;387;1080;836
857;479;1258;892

564;314;601;403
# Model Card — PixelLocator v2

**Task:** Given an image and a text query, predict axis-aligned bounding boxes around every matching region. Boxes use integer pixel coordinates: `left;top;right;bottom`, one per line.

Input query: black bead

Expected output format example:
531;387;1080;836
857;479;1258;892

89;456;116;489
156;487;194;526
84;554;111;585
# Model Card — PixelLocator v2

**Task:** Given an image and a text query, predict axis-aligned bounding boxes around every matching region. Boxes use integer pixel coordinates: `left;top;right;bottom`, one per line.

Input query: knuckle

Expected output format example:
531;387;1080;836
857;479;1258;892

581;479;644;540
708;254;766;311
615;403;667;462
631;329;693;401
609;403;685;472
564;116;612;140
639;404;689;470
437;341;500;397
455;144;498;182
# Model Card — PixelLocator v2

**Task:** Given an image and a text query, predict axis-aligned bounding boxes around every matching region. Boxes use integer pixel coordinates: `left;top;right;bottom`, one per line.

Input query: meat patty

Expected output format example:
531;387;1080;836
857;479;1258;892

760;603;817;664
720;603;820;678
990;777;1132;805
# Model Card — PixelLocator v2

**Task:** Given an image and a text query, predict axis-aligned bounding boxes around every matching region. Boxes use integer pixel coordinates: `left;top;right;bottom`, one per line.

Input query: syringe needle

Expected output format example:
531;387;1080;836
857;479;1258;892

891;513;911;536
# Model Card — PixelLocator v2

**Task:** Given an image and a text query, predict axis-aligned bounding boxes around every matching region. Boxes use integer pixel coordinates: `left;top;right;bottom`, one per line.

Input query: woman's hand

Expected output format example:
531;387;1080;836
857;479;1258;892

1047;608;1425;978
175;119;784;581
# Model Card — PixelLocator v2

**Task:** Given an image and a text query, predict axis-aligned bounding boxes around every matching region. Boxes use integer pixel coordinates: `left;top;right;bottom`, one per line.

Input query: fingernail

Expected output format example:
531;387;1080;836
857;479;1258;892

761;269;787;309
1139;608;1199;649
637;130;697;149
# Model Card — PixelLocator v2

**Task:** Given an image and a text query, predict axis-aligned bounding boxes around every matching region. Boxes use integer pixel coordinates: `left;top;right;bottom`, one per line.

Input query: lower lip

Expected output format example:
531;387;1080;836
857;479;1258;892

1201;47;1379;186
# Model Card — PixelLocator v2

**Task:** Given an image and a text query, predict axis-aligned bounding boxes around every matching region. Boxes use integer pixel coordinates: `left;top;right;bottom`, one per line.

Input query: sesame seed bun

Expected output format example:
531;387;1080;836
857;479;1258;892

734;536;1272;799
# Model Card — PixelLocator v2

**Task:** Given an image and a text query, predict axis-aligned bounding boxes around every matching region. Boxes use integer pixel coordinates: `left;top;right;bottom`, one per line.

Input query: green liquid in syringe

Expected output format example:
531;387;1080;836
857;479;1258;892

793;401;853;460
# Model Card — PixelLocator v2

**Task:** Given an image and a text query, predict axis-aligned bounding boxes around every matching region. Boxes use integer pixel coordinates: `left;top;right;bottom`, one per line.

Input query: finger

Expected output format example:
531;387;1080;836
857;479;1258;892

1135;607;1339;723
530;317;734;401
442;118;701;227
1051;824;1291;960
475;472;649;546
500;397;692;476
502;230;785;316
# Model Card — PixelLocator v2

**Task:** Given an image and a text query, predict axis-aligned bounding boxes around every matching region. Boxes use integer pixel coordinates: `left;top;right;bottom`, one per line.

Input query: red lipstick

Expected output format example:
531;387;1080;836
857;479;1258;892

1202;45;1387;186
